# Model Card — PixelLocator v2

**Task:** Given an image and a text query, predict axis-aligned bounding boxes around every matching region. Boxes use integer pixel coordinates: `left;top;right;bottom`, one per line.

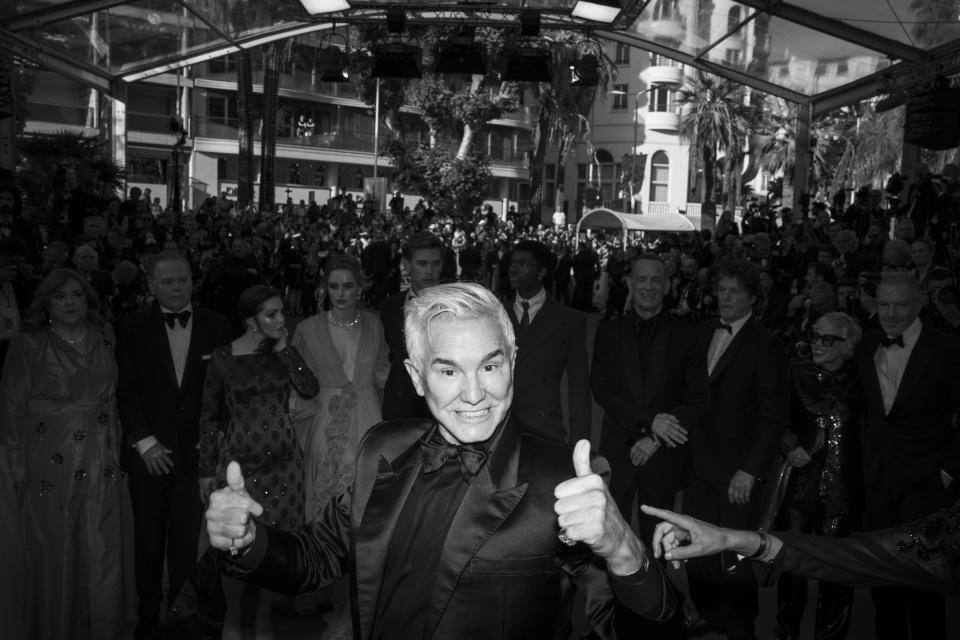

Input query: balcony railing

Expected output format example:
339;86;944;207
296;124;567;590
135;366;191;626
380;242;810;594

191;116;377;152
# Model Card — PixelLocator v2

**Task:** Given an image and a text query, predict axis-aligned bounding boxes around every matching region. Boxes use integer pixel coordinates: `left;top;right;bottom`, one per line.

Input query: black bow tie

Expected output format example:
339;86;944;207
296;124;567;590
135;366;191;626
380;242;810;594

163;310;191;329
717;321;733;334
635;315;660;336
882;334;904;349
420;433;488;481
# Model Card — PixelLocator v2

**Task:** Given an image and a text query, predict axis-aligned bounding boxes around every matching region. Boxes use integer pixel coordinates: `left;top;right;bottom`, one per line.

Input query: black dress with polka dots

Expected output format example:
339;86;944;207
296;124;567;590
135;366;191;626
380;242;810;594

199;344;319;530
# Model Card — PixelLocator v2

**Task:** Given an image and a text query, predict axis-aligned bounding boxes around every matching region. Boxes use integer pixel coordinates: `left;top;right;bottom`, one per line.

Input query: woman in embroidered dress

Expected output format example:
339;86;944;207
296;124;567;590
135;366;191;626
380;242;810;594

198;284;319;640
291;254;389;520
0;269;135;640
290;254;388;639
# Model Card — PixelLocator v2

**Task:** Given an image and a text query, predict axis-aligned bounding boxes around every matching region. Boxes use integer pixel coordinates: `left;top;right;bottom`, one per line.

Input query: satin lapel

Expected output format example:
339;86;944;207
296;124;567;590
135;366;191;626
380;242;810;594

354;445;420;640
643;317;670;404
618;318;645;402
426;421;529;636
152;307;178;387
858;335;886;416
177;317;202;396
709;319;751;383
891;328;934;414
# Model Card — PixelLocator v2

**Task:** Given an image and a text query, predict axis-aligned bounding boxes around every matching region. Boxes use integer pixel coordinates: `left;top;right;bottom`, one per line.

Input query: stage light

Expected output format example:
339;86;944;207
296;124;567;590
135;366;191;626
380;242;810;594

318;46;349;82
387;7;406;33
570;54;600;86
500;47;552;83
371;43;422;78
520;10;541;37
571;0;621;24
299;0;351;16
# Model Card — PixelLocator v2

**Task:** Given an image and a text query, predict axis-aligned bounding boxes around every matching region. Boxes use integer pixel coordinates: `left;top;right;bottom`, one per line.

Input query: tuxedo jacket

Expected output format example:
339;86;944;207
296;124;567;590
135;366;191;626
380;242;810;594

593;313;710;492
691;317;789;485
506;294;591;444
379;290;430;420
116;305;233;475
856;325;960;487
225;418;675;639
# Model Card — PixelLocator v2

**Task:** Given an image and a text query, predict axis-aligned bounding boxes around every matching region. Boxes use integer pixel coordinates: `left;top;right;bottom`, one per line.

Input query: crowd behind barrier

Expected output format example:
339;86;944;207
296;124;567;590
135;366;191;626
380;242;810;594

2;161;960;640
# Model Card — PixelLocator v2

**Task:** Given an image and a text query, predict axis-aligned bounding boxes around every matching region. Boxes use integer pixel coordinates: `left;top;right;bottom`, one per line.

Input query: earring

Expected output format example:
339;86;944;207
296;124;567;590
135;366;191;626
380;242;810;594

252;326;259;332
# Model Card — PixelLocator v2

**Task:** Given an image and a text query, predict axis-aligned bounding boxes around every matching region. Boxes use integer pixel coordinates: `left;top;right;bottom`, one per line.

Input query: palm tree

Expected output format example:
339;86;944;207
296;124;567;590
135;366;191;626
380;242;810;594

525;34;613;221
832;103;904;190
676;71;752;213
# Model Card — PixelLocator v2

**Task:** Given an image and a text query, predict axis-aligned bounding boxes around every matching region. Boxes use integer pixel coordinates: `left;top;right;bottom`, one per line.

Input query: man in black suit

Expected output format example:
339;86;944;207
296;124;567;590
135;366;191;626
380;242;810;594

593;253;710;543
687;259;789;640
116;250;233;638
857;272;960;640
380;231;443;420
205;282;677;639
593;253;710;639
506;240;591;444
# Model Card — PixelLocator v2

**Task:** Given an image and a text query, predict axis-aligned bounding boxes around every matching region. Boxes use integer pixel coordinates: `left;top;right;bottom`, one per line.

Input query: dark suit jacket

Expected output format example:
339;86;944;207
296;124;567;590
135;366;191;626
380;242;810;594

593;313;710;492
506;294;591;444
116;305;233;475
691;317;789;485
379;290;430;420
224;418;676;639
857;325;960;486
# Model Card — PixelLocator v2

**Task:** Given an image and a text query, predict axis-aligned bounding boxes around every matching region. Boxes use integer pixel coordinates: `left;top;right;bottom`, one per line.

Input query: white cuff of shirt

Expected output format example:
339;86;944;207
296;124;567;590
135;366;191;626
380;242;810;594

135;436;160;456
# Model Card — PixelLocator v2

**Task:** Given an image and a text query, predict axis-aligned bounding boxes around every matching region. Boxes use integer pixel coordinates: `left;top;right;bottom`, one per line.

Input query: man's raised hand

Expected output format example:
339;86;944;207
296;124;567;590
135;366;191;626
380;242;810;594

554;440;646;576
205;461;264;552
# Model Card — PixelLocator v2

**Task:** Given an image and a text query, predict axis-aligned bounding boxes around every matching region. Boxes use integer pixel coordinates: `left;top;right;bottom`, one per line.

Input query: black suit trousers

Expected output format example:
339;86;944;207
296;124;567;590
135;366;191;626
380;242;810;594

685;478;760;640
863;470;954;640
129;471;203;621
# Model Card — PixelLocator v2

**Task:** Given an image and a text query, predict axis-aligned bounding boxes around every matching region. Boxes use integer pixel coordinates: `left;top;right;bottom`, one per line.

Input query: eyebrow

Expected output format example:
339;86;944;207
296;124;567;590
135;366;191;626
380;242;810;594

431;348;505;367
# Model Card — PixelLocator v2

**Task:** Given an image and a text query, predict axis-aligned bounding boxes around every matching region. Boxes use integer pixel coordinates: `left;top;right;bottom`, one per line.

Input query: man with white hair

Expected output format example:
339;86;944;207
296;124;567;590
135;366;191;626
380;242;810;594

206;282;675;639
857;272;960;640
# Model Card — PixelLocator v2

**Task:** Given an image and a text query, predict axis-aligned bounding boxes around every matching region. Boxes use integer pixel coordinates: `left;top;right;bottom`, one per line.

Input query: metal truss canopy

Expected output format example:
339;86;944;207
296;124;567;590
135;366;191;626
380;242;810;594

2;0;960;112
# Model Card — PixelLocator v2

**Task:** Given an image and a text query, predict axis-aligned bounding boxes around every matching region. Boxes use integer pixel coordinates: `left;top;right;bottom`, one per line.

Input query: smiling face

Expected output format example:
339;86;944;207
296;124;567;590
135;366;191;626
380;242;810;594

877;281;922;338
405;316;515;445
48;278;88;326
630;258;666;318
327;268;359;312
149;258;193;311
810;316;851;370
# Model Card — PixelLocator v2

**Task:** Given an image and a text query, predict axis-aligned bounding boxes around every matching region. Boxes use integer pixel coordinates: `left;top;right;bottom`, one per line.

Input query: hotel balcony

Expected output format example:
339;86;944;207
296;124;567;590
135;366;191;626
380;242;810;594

644;110;680;133
643;64;683;87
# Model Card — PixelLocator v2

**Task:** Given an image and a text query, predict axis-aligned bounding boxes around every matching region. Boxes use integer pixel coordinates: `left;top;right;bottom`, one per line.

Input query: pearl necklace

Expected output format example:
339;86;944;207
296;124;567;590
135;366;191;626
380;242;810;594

328;310;360;328
50;326;87;345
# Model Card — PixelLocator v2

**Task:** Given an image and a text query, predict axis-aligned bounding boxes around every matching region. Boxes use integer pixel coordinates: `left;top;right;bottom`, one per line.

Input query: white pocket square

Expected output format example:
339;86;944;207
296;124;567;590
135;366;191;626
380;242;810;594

202;354;212;361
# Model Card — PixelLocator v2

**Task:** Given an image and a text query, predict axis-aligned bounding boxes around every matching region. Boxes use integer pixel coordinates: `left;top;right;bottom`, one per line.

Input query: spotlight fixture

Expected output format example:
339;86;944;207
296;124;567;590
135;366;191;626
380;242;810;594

433;27;486;75
371;42;422;78
571;0;622;24
519;10;541;37
319;46;349;82
299;0;351;15
500;46;552;83
386;7;406;33
570;53;600;86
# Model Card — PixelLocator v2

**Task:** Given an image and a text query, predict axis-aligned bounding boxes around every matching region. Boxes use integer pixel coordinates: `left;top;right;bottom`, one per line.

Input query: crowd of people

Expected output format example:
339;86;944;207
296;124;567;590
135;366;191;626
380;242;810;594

1;159;960;640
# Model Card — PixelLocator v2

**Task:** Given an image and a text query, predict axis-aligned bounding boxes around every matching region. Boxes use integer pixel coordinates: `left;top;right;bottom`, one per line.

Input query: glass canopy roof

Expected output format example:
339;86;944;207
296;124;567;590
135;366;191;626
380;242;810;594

2;0;960;113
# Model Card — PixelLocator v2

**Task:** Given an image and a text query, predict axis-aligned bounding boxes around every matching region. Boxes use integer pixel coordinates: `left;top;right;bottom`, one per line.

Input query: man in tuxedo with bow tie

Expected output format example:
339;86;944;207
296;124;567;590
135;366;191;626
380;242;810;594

505;240;591;444
686;259;789;640
857;272;960;640
117;251;233;638
206;282;676;639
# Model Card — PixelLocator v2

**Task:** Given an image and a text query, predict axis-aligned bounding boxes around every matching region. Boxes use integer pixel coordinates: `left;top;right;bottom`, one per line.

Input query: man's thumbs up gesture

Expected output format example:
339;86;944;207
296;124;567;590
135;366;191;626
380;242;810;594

554;440;648;576
206;461;264;553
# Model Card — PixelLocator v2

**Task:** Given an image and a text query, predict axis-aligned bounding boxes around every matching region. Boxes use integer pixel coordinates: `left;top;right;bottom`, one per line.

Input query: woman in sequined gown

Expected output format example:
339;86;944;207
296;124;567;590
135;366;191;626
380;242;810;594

199;285;318;640
773;311;864;640
0;269;136;640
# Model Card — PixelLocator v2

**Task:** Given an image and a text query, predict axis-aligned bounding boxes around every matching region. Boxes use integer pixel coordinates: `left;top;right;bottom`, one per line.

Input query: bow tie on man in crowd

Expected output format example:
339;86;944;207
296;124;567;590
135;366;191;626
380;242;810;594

163;309;191;329
420;431;489;480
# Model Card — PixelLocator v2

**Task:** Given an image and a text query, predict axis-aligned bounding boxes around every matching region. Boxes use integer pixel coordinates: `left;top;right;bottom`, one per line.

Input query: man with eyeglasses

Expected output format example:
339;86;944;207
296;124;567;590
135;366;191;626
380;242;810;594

855;272;960;640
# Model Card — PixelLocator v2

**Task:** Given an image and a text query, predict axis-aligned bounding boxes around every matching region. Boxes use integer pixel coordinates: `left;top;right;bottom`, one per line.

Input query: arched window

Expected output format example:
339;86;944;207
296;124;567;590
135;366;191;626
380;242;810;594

727;6;741;31
648;151;670;203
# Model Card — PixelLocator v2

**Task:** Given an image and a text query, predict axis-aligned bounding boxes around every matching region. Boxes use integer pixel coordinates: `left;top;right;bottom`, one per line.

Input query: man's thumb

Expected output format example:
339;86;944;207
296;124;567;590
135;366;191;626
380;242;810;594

572;439;592;478
226;461;246;493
